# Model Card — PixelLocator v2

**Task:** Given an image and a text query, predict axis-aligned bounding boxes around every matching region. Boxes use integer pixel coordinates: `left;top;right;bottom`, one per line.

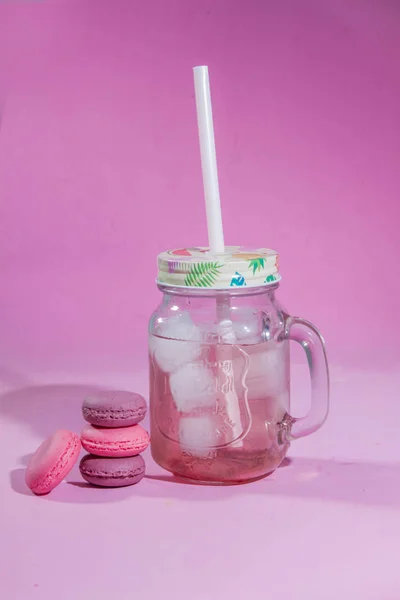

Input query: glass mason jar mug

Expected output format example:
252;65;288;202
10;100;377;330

149;247;329;484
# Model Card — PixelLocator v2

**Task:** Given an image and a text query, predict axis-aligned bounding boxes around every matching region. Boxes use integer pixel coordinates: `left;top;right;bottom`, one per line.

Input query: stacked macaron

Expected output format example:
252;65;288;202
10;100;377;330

79;391;150;488
25;390;150;495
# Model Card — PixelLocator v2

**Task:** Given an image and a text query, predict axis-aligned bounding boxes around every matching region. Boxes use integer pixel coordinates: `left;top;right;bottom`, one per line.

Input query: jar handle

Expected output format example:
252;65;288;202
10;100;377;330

282;316;330;440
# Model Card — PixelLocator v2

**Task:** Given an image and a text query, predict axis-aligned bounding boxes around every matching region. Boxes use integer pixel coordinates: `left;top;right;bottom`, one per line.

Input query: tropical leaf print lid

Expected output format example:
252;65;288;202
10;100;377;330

157;246;281;289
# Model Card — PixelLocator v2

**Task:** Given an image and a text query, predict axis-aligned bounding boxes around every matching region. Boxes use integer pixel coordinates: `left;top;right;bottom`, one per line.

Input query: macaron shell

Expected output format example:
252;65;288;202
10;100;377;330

26;430;81;495
80;424;150;457
79;454;145;487
82;391;147;427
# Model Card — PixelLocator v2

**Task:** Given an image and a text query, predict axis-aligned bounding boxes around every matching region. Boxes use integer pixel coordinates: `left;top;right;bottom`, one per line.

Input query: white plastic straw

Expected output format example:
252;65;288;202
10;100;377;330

193;65;243;447
193;66;225;254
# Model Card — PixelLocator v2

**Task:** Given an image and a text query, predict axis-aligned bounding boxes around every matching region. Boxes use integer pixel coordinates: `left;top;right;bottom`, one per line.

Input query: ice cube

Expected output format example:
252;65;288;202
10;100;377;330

244;343;287;399
217;319;236;343
233;309;262;345
170;362;216;413
150;313;202;373
179;415;218;457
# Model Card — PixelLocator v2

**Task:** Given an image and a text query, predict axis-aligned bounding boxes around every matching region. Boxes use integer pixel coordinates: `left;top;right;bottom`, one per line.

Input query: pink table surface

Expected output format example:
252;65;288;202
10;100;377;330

1;363;399;600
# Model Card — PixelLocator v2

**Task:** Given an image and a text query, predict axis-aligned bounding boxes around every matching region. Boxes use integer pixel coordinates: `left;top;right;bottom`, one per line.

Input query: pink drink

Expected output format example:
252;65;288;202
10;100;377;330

150;336;290;483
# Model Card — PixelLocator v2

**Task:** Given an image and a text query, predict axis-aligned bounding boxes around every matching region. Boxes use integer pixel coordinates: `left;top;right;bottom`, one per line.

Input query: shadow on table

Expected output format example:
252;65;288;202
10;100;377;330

9;467;137;504
137;456;400;509
0;381;108;438
2;376;399;509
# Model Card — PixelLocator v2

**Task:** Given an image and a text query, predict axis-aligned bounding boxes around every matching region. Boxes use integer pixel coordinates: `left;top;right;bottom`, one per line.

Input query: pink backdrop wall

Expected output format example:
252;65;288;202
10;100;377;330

0;0;399;377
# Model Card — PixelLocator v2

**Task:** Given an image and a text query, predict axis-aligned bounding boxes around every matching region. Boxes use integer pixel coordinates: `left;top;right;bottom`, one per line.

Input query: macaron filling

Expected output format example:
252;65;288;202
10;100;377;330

80;466;144;480
81;438;147;454
79;455;146;487
82;407;146;422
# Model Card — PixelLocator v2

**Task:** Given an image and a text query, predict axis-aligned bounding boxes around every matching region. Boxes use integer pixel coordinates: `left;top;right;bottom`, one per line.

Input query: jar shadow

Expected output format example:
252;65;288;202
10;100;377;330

137;456;400;509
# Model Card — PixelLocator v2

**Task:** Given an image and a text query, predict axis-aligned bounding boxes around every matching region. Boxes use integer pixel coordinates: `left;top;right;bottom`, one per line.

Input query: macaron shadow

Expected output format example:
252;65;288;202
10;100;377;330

1;384;108;438
10;467;135;504
10;469;34;496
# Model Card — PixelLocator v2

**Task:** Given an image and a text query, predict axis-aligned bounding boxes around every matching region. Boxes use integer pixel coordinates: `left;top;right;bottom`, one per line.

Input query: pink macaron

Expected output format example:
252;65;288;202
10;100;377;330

80;424;150;457
26;430;81;495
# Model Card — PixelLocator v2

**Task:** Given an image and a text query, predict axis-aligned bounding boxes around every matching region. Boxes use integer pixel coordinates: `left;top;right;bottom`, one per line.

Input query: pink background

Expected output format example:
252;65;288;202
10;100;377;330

1;2;400;600
1;0;399;375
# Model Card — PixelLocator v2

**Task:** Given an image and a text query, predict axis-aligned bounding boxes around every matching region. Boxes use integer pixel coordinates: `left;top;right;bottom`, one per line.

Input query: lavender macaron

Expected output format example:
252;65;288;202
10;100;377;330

82;391;147;428
79;454;145;487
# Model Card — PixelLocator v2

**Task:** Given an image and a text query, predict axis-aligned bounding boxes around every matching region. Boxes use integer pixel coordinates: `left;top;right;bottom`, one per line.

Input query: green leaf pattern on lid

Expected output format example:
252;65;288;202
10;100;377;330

249;258;265;275
184;262;223;287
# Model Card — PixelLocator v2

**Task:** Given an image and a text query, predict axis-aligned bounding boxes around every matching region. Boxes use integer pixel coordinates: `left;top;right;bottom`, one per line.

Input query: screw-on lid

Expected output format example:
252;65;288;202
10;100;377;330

157;246;280;289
